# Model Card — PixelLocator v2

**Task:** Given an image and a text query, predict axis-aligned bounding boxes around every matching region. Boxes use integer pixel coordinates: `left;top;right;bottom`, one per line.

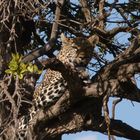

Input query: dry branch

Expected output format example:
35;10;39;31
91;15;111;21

1;1;140;140
34;96;140;140
79;0;92;22
29;34;140;139
22;0;65;63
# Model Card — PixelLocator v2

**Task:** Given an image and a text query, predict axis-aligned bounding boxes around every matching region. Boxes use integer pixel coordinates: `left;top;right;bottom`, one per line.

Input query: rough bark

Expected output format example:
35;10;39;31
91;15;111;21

0;0;140;140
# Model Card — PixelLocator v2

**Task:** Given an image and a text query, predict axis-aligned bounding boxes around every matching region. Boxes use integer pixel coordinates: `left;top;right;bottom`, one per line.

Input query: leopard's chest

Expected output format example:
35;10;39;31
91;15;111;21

33;70;67;110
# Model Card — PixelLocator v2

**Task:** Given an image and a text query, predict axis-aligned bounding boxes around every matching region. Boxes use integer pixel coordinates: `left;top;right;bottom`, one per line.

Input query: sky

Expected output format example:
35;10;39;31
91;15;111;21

62;0;140;140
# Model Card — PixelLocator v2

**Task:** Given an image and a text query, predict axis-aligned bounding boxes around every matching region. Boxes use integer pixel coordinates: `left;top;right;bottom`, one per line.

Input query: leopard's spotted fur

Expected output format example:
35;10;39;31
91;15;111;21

17;33;96;139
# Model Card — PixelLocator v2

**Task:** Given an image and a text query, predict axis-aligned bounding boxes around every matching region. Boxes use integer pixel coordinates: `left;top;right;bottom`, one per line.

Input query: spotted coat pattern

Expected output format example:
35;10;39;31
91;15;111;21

17;33;95;139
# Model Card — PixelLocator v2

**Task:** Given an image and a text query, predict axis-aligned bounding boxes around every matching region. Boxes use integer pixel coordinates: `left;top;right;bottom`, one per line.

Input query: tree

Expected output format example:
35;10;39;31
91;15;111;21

0;0;140;139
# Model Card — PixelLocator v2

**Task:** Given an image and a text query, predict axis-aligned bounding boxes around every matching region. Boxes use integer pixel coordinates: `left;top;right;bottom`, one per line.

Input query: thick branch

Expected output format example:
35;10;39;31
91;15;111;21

93;36;140;82
30;78;140;131
23;35;140;140
22;0;65;63
35;99;140;140
50;0;65;39
79;0;92;22
92;26;131;38
85;80;140;102
22;39;55;63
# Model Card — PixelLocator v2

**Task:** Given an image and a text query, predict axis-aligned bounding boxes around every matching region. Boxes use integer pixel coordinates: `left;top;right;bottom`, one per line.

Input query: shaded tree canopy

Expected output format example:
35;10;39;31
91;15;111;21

0;0;140;139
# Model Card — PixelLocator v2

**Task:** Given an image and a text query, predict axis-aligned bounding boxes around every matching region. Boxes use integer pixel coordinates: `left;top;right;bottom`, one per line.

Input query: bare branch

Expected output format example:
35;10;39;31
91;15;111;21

22;0;65;63
112;98;122;119
79;0;92;23
35;101;140;140
50;0;65;39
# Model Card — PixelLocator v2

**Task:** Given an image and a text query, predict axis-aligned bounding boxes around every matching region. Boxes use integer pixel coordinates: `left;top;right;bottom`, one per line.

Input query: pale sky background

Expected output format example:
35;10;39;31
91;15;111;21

62;0;140;140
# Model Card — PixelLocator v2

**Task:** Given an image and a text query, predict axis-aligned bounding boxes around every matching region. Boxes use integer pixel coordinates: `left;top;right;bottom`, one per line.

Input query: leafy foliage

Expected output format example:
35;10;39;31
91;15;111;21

5;53;42;79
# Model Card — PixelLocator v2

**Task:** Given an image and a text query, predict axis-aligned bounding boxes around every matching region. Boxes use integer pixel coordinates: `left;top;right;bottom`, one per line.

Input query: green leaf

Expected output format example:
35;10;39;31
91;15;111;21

37;69;42;74
27;64;42;74
9;60;18;71
18;73;23;79
11;53;22;62
5;53;42;78
33;64;38;72
13;71;18;75
5;69;13;74
27;64;34;73
20;63;27;73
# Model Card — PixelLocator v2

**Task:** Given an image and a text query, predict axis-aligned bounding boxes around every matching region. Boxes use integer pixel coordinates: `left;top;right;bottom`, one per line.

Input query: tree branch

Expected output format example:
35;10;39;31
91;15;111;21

21;34;140;140
22;0;65;63
79;0;92;23
50;0;65;39
35;98;140;140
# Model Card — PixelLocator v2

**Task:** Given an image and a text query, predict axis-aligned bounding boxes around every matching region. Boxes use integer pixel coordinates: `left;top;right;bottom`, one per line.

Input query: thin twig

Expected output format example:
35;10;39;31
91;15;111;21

112;98;122;119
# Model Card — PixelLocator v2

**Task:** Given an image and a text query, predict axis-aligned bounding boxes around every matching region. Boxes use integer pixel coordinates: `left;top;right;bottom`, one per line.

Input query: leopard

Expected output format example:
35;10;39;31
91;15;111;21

17;33;98;139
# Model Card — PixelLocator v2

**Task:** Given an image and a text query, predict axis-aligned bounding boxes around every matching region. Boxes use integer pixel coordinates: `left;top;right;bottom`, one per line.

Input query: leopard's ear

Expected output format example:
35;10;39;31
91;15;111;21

88;35;99;45
61;33;70;45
